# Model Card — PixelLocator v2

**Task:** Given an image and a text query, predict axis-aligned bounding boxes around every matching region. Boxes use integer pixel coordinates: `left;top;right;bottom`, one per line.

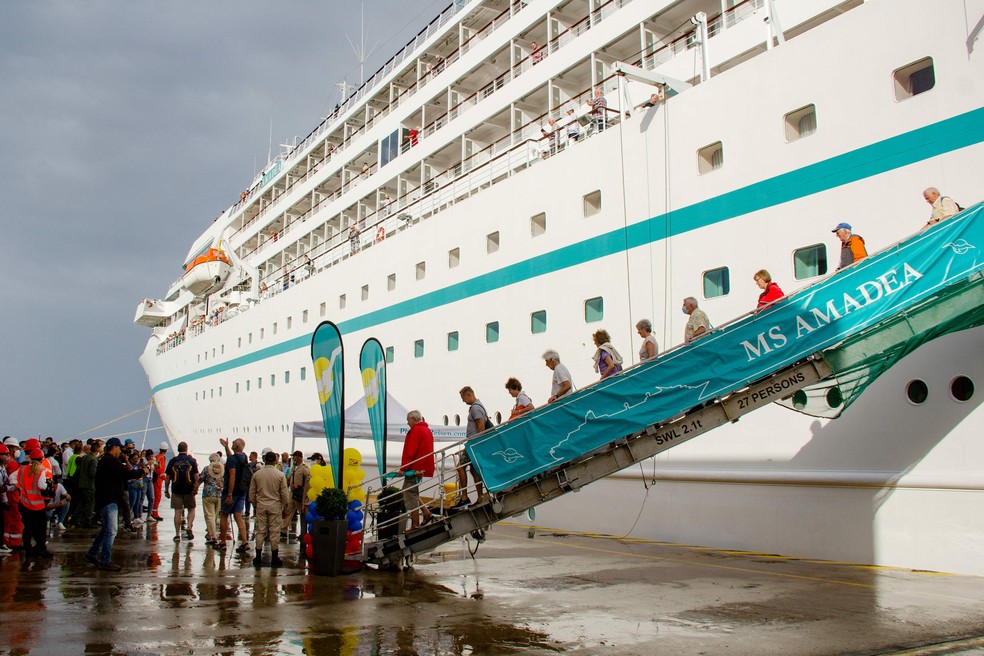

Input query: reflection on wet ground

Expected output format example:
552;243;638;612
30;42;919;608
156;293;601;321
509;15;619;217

2;519;984;655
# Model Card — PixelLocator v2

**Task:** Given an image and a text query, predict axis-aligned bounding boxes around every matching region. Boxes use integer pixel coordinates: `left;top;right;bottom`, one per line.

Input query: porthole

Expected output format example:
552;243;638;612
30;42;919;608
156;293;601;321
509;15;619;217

906;379;928;405
792;390;808;410
443;415;449;426
454;414;461;426
825;386;843;409
950;376;974;402
495;411;502;424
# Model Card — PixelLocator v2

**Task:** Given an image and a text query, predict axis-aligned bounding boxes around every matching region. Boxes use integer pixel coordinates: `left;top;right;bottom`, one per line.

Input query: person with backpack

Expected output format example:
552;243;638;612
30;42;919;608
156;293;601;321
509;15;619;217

217;437;250;554
922;186;962;229
164;441;199;542
455;386;492;508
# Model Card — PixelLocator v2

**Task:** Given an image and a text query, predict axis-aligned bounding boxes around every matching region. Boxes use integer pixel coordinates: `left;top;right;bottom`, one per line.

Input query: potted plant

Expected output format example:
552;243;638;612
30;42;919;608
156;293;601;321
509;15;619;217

376;485;406;541
311;487;350;576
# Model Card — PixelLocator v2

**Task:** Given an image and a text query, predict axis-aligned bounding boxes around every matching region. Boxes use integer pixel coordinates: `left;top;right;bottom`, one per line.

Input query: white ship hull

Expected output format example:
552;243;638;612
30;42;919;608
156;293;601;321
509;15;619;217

139;0;984;574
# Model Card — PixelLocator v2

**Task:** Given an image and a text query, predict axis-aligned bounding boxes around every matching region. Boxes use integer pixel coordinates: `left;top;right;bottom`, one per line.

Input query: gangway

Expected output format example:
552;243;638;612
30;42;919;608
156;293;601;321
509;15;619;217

361;205;984;568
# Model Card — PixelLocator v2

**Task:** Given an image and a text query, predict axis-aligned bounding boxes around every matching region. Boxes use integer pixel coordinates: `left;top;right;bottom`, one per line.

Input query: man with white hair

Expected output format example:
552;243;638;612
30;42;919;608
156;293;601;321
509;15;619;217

400;410;435;529
543;350;574;403
922;186;960;229
682;297;711;344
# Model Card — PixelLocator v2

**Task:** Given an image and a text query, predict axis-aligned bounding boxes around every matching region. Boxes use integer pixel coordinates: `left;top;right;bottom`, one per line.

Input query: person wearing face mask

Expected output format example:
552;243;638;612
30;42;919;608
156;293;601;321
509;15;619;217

682;297;711;344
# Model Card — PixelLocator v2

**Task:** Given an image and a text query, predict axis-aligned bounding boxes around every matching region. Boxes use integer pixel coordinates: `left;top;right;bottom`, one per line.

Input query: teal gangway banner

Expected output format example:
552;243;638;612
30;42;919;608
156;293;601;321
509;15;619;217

468;205;984;493
360;338;388;476
312;321;344;488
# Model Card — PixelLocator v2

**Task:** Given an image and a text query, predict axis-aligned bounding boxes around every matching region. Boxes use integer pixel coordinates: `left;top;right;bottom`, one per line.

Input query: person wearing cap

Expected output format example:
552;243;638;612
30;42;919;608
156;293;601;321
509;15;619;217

152;442;168;522
200;453;224;546
85;437;145;571
284;450;310;543
832;222;867;270
11;448;52;558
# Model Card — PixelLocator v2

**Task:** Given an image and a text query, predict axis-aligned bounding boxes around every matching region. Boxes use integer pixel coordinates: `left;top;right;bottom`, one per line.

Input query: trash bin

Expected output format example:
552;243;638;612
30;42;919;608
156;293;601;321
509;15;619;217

310;519;348;576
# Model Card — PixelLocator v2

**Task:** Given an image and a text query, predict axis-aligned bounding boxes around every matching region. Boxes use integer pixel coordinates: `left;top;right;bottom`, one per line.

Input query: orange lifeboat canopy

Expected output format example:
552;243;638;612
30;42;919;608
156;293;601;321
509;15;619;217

184;248;231;274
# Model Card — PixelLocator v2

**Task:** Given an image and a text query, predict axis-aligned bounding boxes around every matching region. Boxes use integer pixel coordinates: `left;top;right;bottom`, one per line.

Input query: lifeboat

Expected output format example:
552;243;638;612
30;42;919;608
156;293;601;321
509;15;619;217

182;248;232;296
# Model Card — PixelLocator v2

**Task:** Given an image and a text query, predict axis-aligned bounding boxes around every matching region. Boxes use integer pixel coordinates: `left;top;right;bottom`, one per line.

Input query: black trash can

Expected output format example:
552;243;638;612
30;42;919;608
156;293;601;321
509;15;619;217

310;519;348;576
376;486;405;541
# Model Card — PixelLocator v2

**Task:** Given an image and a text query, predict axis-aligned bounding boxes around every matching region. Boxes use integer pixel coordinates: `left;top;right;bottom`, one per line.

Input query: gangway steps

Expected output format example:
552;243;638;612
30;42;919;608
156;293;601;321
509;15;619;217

363;356;832;566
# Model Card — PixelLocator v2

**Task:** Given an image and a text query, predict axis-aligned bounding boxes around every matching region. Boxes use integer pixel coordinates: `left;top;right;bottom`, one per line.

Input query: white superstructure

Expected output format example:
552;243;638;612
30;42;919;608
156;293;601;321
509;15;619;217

137;0;984;575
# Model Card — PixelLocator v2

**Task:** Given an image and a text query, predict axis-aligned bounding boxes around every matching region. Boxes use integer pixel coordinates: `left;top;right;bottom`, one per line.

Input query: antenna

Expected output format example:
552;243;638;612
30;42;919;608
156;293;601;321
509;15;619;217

267;117;273;164
346;0;380;85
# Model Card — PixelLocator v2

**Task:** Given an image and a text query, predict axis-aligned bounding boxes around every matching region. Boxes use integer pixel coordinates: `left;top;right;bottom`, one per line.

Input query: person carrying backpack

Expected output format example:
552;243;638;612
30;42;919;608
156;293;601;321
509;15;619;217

164;442;199;542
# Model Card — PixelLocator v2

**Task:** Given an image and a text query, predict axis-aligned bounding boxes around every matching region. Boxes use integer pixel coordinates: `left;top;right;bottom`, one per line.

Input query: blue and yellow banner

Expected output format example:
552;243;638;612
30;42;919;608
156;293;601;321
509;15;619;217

468;205;984;492
311;321;345;488
359;338;388;476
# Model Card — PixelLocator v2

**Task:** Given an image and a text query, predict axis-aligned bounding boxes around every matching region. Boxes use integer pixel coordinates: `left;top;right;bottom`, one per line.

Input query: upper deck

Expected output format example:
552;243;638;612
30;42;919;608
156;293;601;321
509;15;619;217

140;0;860;348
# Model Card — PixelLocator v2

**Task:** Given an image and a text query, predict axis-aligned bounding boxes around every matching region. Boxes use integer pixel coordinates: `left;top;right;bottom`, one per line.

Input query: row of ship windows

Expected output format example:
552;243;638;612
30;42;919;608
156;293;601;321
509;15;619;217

697;57;937;174
194;367;309;401
197;234;827;366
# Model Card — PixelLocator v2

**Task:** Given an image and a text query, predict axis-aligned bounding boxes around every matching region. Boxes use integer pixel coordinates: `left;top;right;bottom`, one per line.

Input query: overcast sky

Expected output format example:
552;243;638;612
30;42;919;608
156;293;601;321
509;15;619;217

0;1;446;441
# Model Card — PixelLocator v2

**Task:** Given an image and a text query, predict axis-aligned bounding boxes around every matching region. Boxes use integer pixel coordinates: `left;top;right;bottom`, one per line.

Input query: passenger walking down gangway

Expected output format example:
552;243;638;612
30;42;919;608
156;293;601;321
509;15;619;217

362;205;984;568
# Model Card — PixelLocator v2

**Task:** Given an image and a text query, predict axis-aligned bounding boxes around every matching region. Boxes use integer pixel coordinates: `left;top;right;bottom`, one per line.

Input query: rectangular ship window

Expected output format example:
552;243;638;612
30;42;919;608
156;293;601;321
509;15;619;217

448;331;459;351
784;104;817;142
793;244;828;280
531;310;547;334
486;321;499;343
531;212;546;237
894;57;935;101
584;297;604;323
583;190;601;217
385;346;394;363
449;247;460;269
300;367;307;381
414;339;425;358
698;142;724;174
703;266;731;298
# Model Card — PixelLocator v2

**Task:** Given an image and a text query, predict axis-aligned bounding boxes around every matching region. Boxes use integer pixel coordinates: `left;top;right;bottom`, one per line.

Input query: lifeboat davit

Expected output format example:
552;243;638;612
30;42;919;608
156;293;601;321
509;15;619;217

182;248;231;296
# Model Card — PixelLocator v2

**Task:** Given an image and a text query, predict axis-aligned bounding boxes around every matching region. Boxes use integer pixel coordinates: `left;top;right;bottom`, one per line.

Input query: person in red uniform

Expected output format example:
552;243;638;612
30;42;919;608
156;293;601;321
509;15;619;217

399;410;436;528
754;269;785;309
153;442;168;521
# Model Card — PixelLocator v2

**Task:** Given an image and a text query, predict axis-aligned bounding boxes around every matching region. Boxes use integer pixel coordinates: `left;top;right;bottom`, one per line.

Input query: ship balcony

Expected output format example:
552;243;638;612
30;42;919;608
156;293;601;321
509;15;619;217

135;299;169;327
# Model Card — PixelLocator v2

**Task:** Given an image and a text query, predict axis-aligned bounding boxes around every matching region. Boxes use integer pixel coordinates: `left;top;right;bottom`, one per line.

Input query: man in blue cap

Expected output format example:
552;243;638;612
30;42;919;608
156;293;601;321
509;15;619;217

85;437;145;571
832;222;867;270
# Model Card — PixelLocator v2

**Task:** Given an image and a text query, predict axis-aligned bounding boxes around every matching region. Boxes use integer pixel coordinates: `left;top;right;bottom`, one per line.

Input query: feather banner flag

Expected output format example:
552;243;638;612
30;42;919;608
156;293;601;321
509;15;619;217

359;338;387;476
311;321;344;488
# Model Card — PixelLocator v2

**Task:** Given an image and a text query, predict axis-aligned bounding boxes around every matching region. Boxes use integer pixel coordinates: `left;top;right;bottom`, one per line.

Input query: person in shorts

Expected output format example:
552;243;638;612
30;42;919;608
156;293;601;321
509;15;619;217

218;437;250;554
164;442;199;542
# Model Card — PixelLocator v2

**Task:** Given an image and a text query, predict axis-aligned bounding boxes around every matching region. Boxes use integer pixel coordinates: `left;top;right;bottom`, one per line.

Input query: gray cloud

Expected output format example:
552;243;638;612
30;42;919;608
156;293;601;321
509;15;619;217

0;0;443;439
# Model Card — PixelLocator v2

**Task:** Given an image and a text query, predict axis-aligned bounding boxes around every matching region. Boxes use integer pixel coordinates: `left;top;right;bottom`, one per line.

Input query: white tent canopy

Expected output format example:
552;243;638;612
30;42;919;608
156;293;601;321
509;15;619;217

291;392;466;443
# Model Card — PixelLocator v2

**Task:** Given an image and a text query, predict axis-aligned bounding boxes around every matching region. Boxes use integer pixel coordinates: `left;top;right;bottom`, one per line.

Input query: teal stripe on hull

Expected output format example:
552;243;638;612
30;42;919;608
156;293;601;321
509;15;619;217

151;106;984;394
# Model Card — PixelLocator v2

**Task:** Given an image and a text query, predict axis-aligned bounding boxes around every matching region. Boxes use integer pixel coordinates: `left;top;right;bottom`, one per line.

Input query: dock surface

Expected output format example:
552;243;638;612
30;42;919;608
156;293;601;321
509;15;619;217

3;520;984;655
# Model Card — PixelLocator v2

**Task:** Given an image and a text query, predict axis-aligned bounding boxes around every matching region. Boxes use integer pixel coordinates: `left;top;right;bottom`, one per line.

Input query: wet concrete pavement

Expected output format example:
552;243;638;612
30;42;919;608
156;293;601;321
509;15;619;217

2;518;984;656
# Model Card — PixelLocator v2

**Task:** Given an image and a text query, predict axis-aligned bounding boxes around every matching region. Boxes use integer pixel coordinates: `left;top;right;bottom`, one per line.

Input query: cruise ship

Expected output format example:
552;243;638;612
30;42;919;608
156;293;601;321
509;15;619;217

136;0;984;575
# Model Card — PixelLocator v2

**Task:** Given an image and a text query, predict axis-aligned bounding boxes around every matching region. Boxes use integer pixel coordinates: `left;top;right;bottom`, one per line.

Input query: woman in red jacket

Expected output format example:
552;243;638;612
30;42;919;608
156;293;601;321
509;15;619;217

754;269;785;309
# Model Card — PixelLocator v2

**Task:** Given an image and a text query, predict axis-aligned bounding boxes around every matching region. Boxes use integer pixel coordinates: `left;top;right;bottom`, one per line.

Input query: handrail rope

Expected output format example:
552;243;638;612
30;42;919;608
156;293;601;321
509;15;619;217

69;404;152;439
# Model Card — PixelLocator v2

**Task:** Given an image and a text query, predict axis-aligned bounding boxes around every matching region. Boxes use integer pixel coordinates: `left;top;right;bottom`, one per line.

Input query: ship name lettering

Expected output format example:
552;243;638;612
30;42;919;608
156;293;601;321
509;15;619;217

743;263;925;359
